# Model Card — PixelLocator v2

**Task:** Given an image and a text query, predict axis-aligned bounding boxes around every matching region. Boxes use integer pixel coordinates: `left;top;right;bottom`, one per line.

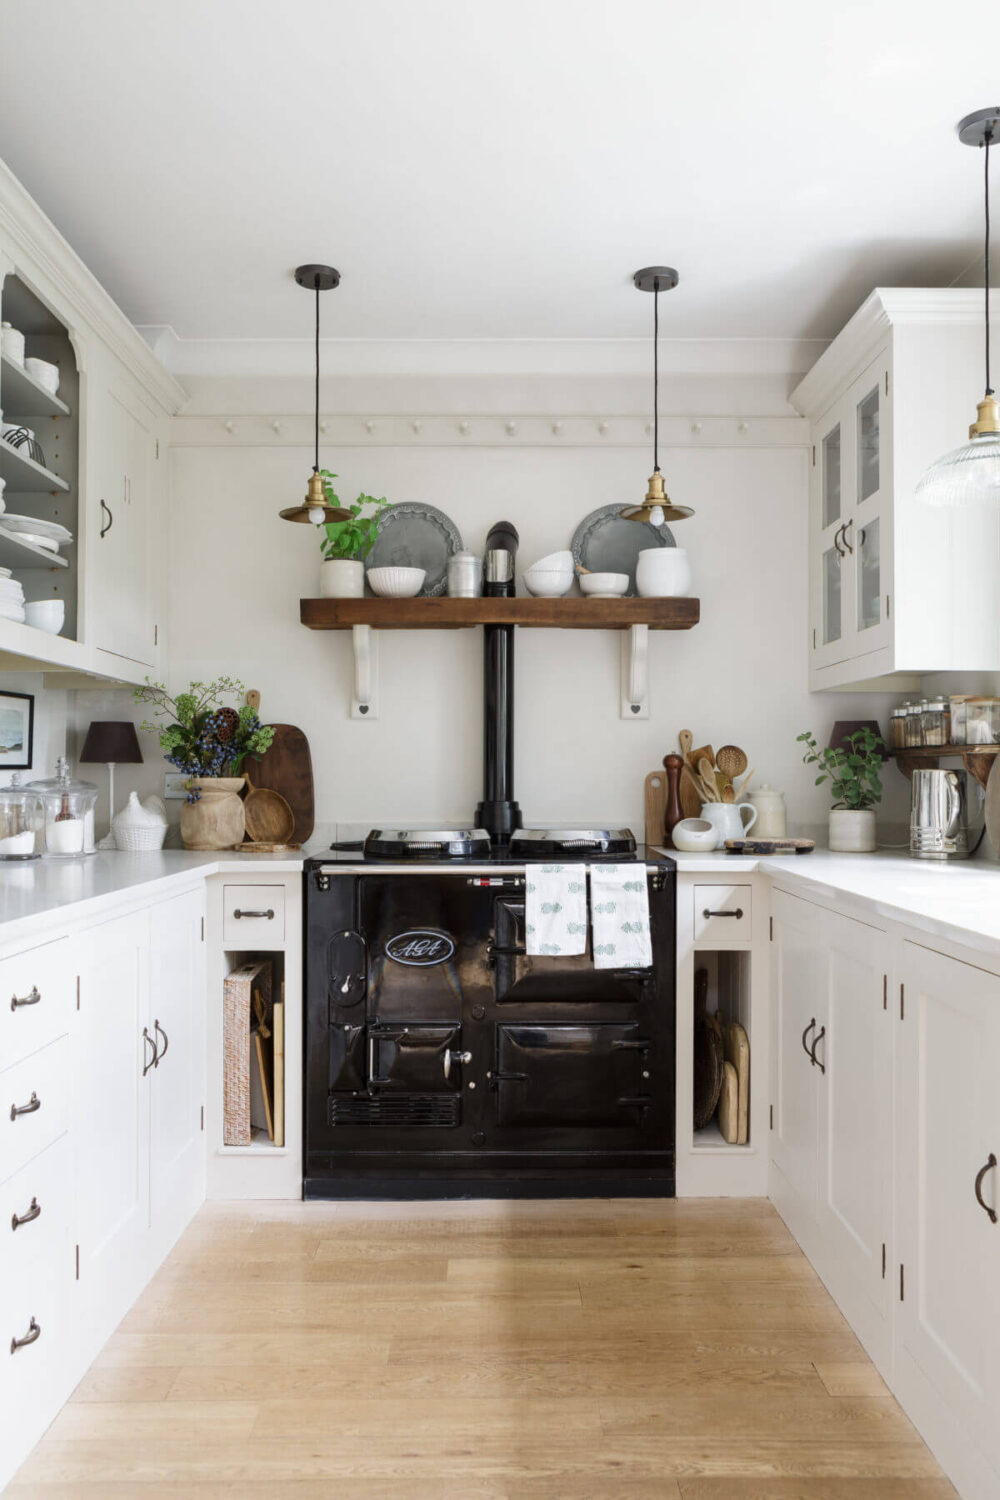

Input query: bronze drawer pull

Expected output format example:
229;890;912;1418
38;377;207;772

233;909;275;920
801;1018;817;1059
142;1027;157;1078
9;1092;40;1121
702;908;743;920
11;1197;40;1231
809;1025;826;1074
10;986;40;1011
974;1153;998;1224
10;1317;40;1354
154;1020;169;1066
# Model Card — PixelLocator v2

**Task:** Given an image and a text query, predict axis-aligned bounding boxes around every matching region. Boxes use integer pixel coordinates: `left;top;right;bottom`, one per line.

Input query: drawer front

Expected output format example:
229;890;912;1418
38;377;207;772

0;939;72;1070
0;1134;71;1287
0;1228;71;1452
223;885;285;947
693;884;752;945
0;1037;70;1182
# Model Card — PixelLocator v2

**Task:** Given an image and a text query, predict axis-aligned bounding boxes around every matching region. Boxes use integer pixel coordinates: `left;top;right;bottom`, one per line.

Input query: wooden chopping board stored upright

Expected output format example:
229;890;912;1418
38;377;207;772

246;693;315;844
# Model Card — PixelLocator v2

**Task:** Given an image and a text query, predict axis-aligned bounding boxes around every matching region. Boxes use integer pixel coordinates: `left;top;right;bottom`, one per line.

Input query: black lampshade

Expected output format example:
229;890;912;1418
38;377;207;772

79;721;143;764
828;720;886;759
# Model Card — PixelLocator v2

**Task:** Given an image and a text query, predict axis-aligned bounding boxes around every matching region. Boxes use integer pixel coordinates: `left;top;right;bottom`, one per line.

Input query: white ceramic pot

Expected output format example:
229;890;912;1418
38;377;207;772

699;801;758;849
1;322;25;365
635;546;692;598
319;559;365;598
828;807;877;852
747;784;787;839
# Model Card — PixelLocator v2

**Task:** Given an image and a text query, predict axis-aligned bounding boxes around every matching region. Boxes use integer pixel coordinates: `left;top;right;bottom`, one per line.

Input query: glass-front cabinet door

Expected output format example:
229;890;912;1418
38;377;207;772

810;351;892;672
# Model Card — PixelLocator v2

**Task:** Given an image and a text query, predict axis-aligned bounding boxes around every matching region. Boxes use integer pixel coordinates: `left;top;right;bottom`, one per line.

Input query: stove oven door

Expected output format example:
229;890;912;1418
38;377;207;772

492;1022;651;1131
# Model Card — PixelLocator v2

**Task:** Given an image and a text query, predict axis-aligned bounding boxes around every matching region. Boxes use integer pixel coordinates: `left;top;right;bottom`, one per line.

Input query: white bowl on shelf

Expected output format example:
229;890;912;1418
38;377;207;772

366;565;426;598
579;571;629;597
24;599;65;634
24;358;60;395
523;550;574;597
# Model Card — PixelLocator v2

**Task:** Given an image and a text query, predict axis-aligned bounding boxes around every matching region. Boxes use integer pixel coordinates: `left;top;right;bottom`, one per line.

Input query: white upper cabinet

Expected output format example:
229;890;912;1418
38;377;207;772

794;290;1000;690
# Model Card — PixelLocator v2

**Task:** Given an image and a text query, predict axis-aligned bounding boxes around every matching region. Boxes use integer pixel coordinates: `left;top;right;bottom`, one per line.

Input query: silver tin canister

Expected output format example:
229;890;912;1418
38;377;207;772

448;551;482;597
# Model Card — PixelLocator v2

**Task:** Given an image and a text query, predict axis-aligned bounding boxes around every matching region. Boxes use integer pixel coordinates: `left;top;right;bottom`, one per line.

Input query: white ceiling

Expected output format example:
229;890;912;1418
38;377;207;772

0;0;993;346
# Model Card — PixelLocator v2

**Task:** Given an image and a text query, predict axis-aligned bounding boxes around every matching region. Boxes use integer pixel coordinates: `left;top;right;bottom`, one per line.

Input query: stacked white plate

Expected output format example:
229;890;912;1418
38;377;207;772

0;514;74;557
0;571;26;623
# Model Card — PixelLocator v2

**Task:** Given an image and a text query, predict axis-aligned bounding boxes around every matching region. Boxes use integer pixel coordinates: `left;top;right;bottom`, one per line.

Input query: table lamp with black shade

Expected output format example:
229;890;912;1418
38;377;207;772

79;721;143;832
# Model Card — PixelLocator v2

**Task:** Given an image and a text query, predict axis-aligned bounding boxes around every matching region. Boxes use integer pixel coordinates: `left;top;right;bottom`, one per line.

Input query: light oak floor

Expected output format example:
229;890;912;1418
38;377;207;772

11;1197;956;1499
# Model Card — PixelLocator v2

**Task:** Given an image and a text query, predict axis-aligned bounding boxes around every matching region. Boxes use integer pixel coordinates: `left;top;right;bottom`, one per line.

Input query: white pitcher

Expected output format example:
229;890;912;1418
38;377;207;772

699;801;757;849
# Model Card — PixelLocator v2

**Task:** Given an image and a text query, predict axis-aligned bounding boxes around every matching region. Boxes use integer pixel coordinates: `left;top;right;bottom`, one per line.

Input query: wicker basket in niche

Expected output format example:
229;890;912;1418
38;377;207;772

223;958;272;1145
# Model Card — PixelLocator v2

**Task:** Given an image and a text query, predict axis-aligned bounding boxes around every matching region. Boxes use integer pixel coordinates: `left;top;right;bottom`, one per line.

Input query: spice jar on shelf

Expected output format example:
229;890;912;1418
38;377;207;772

905;701;925;748
950;694;972;745
922;698;951;747
889;706;908;750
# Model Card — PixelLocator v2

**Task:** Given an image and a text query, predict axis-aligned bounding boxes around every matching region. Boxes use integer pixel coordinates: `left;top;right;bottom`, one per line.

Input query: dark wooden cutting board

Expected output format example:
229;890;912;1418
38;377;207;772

250;725;315;844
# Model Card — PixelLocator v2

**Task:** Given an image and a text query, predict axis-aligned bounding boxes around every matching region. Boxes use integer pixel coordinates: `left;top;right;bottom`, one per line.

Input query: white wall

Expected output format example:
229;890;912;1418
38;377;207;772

131;396;911;842
0;672;68;781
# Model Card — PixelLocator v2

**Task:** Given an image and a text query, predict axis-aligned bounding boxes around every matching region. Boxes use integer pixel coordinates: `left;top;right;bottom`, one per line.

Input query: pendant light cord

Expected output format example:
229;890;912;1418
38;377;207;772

986;130;994;396
314;277;321;472
653;275;660;472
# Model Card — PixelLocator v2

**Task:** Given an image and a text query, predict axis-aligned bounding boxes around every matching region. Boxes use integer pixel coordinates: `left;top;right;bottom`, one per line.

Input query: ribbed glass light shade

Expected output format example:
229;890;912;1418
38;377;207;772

916;432;1000;507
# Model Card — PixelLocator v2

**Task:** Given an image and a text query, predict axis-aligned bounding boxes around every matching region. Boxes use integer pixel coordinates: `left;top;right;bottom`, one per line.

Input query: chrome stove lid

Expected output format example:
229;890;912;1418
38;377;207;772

363;827;492;860
508;827;637;858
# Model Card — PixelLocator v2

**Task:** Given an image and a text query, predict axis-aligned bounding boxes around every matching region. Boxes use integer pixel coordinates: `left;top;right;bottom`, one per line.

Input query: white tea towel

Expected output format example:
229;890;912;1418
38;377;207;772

590;864;652;969
525;864;588;956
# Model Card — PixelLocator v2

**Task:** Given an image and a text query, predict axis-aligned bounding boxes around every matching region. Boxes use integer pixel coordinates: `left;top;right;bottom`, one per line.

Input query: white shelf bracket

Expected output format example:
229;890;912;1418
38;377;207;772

620;624;649;720
351;625;379;719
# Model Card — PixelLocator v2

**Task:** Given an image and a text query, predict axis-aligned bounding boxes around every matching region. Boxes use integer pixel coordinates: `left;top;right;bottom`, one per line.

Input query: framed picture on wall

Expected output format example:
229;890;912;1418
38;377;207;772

0;691;34;770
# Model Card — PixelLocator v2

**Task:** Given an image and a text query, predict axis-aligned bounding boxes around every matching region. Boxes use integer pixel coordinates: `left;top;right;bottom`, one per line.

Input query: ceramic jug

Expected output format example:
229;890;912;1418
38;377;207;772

700;801;757;849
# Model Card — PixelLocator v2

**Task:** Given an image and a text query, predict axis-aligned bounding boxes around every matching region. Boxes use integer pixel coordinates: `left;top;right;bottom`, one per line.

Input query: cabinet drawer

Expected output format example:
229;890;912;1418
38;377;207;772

693;885;752;945
223;885;285;947
0;1037;70;1182
0;1134;71;1288
0;939;72;1070
0;1218;71;1448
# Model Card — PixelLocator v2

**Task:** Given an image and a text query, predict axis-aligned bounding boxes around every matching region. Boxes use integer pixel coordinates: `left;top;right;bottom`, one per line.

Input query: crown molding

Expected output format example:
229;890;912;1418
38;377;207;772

791;287;992;419
0;156;186;414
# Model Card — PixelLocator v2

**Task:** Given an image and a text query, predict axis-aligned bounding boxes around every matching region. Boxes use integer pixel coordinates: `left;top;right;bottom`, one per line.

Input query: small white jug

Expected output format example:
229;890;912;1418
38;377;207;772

699;801;758;849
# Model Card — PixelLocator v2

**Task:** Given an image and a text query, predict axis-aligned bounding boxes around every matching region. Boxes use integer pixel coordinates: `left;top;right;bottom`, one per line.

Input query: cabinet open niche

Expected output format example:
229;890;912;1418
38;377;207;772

222;950;286;1153
693;949;751;1149
0;273;79;639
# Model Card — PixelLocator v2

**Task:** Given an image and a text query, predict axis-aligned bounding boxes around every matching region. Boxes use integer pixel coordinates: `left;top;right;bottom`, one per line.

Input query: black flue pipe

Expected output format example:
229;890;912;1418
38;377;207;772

476;522;521;844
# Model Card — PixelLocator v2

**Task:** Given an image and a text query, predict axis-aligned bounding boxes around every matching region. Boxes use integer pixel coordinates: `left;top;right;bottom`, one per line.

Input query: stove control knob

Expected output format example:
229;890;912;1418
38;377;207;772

472;1131;486;1147
443;1048;472;1080
471;1004;486;1022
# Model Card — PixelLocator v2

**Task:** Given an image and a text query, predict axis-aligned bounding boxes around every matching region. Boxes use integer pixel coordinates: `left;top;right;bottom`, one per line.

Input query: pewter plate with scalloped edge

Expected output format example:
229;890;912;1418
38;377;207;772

366;503;463;597
571;504;675;596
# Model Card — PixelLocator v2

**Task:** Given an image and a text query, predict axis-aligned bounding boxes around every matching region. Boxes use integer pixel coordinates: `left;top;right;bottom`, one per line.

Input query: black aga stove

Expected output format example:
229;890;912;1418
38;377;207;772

303;524;676;1198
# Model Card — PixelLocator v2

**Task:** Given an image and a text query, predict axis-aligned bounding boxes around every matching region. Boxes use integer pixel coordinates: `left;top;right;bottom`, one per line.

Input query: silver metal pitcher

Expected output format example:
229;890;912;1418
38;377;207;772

909;768;971;860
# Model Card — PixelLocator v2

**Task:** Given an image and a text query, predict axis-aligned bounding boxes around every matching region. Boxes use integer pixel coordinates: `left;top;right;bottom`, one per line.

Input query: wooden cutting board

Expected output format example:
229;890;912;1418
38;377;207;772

717;1060;739;1144
724;1021;750;1145
251;725;315;844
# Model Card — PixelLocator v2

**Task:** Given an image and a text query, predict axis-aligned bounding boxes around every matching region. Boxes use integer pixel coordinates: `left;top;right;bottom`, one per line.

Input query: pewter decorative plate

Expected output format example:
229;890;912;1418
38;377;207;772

571;504;675;596
366;503;463;597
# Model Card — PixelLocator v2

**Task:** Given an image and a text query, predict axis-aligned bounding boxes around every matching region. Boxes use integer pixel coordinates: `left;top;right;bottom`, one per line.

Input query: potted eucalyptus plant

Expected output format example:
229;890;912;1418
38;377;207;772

317;472;390;597
797;727;884;852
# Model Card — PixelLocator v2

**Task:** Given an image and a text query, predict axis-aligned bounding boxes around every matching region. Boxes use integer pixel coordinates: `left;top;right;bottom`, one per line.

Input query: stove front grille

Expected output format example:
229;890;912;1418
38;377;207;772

329;1093;461;1129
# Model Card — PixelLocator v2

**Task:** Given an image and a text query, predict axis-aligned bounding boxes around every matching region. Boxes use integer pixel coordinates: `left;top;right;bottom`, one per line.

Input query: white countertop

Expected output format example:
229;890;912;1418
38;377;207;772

668;847;1000;956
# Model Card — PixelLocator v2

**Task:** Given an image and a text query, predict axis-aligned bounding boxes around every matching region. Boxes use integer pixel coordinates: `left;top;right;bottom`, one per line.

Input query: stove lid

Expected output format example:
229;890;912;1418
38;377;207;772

508;827;637;857
363;827;492;860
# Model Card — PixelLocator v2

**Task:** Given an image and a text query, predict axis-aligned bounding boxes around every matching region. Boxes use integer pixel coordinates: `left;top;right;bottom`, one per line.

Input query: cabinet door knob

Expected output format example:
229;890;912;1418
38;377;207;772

801;1018;817;1060
974;1153;998;1224
809;1025;826;1074
153;1020;169;1066
833;524;845;557
99;499;113;538
10;1316;41;1354
142;1027;157;1077
11;1197;40;1232
10;986;40;1011
9;1092;40;1121
841;518;855;555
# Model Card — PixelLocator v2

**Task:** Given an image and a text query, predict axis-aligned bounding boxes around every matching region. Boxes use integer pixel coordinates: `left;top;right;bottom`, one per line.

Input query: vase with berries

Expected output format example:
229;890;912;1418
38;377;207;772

134;676;275;849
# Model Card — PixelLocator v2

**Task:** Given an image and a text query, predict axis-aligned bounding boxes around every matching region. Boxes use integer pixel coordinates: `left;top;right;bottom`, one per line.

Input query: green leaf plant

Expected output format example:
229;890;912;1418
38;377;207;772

318;472;390;561
797;727;885;811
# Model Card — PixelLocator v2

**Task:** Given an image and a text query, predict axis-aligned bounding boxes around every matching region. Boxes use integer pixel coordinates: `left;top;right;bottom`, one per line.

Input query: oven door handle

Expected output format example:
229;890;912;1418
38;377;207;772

367;1027;407;1087
611;1038;652;1051
489;1071;528;1087
485;939;526;965
611;969;654;983
617;1094;653;1110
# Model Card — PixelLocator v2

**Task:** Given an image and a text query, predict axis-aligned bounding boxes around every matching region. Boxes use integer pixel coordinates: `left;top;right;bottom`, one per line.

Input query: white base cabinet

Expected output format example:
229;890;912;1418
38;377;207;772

770;887;1000;1500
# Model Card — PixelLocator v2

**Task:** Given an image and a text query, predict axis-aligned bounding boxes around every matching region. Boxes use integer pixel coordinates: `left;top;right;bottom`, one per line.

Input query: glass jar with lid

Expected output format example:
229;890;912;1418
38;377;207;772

889;706;909;751
0;773;43;860
29;757;99;857
964;697;1000;746
922;698;950;747
905;701;925;748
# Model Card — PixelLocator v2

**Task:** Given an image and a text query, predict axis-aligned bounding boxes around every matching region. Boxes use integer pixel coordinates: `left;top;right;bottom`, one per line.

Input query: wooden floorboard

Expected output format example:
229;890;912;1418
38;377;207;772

10;1197;956;1498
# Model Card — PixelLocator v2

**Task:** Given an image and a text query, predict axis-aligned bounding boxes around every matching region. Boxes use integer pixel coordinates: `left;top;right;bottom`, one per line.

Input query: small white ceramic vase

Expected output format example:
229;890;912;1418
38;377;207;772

828;807;876;853
319;559;365;598
635;547;692;598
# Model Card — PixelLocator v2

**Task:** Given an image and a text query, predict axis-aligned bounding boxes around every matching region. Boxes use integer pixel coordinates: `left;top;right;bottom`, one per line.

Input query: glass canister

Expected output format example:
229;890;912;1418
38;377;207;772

950;694;971;745
905;702;925;748
29;757;99;857
447;551;482;597
964;696;1000;745
922;698;950;747
889;706;908;751
0;773;43;859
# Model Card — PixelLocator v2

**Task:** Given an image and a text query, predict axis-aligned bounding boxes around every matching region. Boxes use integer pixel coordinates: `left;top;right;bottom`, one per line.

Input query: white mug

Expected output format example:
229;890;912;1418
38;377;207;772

699;801;758;849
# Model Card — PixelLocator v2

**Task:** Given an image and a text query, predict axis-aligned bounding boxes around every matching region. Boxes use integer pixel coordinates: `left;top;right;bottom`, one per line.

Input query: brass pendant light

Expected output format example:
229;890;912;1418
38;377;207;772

621;266;694;525
279;264;352;525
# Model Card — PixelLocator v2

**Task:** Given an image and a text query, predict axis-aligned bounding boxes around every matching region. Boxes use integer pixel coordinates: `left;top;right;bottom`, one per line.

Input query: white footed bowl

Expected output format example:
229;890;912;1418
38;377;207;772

366;566;426;598
671;817;719;853
636;546;692;597
580;571;629;597
523;550;574;597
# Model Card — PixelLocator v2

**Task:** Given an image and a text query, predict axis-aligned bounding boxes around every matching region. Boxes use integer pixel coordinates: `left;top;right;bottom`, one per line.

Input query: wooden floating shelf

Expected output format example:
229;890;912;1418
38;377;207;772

300;596;701;631
888;743;1000;789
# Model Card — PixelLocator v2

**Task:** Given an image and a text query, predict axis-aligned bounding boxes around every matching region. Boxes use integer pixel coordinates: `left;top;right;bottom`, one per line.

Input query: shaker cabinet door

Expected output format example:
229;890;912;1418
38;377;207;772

769;890;824;1217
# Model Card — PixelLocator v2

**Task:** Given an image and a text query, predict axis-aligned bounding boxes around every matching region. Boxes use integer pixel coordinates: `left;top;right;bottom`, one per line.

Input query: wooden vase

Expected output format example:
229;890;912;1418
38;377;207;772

179;776;246;850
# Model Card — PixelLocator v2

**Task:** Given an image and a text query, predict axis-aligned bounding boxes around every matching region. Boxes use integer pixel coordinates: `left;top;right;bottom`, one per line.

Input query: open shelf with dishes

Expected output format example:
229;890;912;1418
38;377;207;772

0;272;78;641
300;595;700;630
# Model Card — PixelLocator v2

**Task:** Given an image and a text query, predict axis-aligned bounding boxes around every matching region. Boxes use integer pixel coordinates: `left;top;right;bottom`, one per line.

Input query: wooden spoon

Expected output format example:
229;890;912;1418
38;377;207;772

681;761;713;804
696;757;721;802
722;783;736;804
717;744;748;779
678;729;694;761
736;767;755;799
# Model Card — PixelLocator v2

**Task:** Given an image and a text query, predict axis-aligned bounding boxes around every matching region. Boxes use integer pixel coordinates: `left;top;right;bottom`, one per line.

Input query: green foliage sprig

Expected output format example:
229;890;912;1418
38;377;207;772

797;727;884;811
134;676;275;787
318;472;390;560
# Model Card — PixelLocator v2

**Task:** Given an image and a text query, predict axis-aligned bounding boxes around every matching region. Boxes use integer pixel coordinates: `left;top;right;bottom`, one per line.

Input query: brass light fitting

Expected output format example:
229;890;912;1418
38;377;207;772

280;263;351;525
621;266;694;525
